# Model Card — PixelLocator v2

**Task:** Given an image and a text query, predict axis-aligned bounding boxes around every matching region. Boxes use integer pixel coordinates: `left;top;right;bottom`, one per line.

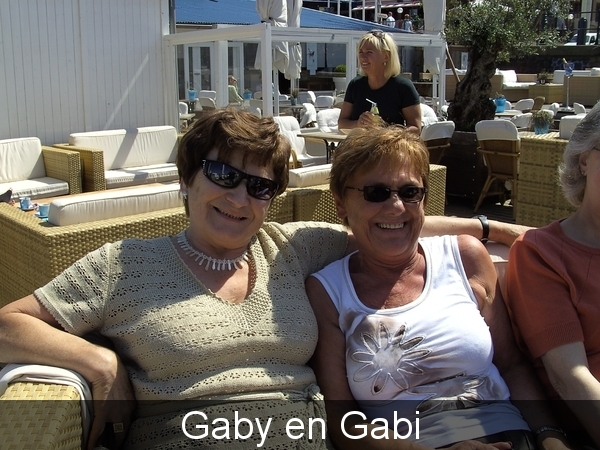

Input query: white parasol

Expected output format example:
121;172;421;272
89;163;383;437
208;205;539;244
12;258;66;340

422;0;446;75
255;0;289;74
284;0;303;80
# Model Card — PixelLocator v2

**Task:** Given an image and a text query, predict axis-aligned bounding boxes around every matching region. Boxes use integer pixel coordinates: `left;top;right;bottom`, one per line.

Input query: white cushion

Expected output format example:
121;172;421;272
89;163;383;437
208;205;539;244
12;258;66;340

288;164;331;188
499;70;517;84
420;104;439;127
0;137;45;182
0;178;69;200
559;114;586;140
503;82;535;89
104;163;179;189
590;67;600;76
48;183;182;226
69;126;178;171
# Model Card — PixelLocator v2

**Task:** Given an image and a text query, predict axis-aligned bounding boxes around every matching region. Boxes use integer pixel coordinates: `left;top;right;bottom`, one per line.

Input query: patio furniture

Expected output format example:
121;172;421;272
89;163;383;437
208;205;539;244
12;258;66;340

474;120;520;216
531;96;545;111
53;126;180;192
513;98;534;112
516;132;576;226
178;101;194;128
316;108;341;133
573;102;586;114
528;83;562;104
274;116;327;167
0;137;82;200
299;102;317;128
420;121;455;164
495;70;537;101
298;90;316;104
509;113;532;131
420;103;439;127
197;96;217;111
314;95;334;110
0;188;294;307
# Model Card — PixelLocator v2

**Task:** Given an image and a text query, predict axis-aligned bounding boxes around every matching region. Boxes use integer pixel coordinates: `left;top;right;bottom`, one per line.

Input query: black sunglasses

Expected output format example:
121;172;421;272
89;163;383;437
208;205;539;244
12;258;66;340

346;185;428;203
369;30;385;39
202;159;278;200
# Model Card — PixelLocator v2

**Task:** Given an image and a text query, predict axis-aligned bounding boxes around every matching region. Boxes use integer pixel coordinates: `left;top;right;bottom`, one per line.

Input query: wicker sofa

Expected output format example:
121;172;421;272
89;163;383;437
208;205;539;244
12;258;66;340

53;126;181;192
0;165;447;449
445;70;532;102
0;137;82;200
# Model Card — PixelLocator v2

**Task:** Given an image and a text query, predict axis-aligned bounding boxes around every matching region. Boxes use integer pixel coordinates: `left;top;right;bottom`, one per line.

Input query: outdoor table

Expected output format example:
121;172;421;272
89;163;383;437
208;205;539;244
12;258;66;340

495;110;523;118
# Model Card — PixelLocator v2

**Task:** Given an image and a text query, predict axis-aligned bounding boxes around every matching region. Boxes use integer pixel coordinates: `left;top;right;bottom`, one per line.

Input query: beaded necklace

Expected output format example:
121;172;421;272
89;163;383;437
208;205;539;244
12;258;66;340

177;232;249;271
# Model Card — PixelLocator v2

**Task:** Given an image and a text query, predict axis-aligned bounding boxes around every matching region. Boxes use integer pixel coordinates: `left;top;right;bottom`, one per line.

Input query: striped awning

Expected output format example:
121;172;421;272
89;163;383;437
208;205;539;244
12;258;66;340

352;2;422;11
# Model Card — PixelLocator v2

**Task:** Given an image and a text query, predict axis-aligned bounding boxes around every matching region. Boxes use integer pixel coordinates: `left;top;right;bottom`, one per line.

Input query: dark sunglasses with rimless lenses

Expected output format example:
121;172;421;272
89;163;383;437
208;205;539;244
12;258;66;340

346;185;428;203
202;159;279;200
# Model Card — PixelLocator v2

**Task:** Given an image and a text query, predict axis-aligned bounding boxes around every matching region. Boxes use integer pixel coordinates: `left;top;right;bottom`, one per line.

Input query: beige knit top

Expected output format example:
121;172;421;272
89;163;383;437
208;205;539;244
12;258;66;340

35;221;347;402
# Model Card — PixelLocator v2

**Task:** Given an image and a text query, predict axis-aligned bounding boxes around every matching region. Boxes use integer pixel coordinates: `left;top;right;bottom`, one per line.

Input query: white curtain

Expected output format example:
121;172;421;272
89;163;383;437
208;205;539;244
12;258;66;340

255;0;289;73
284;0;303;80
423;0;446;75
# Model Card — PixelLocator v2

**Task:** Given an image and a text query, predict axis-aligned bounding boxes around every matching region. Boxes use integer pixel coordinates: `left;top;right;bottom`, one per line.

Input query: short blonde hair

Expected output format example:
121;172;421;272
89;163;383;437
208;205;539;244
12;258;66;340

357;30;401;79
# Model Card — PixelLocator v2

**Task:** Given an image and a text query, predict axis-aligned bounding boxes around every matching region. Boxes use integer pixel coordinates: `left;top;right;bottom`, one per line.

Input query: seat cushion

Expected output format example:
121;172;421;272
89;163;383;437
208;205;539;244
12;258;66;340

0;178;69;200
499;69;518;84
0;137;45;183
69;126;178;171
104;163;179;189
559;114;586;140
288;164;331;188
48;183;182;226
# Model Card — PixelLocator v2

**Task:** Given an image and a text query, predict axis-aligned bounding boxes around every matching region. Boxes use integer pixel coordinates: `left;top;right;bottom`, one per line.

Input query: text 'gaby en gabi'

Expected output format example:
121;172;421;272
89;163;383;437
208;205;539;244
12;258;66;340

181;410;420;447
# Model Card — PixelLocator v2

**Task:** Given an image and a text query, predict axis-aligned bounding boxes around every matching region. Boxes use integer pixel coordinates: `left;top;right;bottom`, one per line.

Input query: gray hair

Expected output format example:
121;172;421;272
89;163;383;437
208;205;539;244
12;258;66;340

559;101;600;207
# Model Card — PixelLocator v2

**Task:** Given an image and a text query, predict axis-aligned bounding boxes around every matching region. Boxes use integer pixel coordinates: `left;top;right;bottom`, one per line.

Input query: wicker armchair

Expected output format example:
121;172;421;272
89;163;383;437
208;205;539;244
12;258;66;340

0;138;82;199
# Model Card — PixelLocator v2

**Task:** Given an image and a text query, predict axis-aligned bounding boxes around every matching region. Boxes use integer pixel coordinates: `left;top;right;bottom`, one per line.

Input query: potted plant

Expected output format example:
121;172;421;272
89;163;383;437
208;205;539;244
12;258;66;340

243;89;253;101
444;0;571;132
538;70;553;85
531;109;554;134
290;89;299;105
493;93;506;113
330;64;347;94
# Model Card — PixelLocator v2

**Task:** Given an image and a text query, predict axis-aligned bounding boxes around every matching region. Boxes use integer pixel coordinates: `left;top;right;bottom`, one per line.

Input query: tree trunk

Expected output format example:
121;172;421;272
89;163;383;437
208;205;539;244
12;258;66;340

447;50;498;132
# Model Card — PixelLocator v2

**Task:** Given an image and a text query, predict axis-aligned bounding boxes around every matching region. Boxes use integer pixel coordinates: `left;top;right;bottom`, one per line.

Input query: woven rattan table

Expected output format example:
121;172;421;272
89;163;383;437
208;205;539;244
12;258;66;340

516;131;576;227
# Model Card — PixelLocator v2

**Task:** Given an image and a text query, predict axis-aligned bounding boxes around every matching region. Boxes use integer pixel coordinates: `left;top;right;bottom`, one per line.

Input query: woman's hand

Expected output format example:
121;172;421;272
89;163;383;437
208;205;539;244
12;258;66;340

86;347;136;450
358;111;382;127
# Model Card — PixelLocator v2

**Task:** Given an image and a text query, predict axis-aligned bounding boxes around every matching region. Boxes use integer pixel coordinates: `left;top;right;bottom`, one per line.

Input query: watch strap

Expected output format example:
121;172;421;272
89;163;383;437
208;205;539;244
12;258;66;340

472;215;489;244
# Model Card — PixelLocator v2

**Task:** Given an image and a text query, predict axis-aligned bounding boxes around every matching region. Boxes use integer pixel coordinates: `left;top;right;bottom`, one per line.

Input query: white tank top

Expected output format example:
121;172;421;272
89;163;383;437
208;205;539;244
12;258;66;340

311;235;528;447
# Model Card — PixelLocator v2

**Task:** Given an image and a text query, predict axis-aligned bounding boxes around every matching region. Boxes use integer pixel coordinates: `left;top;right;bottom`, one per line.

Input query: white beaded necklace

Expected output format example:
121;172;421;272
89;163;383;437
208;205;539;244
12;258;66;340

177;232;249;271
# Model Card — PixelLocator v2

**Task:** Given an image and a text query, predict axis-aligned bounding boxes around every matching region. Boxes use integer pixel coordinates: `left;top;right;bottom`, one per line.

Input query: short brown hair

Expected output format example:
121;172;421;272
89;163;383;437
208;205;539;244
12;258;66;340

330;126;429;204
177;108;291;213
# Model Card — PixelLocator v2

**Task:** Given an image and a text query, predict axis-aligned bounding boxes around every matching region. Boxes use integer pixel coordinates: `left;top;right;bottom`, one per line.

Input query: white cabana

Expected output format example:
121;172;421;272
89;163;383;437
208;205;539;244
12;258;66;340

163;23;446;122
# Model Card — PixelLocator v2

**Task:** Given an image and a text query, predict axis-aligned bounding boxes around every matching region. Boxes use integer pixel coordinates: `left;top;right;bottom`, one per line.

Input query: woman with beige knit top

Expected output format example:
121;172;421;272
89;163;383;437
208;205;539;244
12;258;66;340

0;109;527;450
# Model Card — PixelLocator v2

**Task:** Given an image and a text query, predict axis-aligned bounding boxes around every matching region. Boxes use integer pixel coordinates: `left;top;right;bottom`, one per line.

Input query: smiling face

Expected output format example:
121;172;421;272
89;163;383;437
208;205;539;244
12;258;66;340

358;40;389;77
181;148;275;257
336;157;425;263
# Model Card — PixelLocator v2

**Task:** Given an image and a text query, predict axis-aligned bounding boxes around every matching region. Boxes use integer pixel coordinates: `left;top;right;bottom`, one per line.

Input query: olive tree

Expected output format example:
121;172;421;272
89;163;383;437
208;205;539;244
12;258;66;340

444;0;571;131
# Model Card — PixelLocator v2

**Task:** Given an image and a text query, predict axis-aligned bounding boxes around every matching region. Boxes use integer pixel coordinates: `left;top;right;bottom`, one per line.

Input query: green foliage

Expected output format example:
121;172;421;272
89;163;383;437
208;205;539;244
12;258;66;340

531;109;554;127
334;64;346;73
444;0;571;63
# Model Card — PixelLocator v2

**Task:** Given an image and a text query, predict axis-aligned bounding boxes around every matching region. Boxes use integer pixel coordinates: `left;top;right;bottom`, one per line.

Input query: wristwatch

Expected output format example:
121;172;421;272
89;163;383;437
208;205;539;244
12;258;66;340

472;215;489;244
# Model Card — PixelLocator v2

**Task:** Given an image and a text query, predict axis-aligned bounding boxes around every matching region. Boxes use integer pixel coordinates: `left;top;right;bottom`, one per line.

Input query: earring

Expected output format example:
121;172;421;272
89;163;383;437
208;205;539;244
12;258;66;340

384;62;387;66
181;191;188;200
